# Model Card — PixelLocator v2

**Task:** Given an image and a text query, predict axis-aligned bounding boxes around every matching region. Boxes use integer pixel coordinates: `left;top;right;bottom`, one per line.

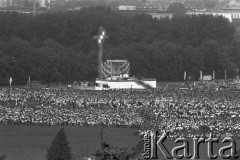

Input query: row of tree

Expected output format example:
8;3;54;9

46;128;141;160
0;7;239;85
47;128;240;160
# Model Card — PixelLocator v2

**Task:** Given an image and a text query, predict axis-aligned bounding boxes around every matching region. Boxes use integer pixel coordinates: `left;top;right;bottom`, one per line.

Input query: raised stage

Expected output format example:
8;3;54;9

93;27;156;90
95;78;156;90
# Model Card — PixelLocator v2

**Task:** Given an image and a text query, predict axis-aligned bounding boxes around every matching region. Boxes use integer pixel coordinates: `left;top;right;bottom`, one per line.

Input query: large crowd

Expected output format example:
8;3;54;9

0;83;240;139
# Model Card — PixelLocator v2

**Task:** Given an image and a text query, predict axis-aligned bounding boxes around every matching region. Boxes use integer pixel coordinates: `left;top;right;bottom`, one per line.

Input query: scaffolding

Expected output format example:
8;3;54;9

102;60;130;78
25;80;41;89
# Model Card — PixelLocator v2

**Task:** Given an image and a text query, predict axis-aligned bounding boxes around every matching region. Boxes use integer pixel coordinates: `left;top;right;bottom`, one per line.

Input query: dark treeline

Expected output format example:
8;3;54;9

0;6;239;85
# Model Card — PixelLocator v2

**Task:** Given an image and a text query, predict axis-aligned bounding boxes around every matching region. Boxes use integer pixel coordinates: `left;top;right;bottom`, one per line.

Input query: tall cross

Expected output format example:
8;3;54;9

93;26;109;79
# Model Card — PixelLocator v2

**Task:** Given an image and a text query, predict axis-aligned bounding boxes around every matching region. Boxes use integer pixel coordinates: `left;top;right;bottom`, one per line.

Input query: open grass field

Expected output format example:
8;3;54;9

0;125;239;160
0;125;139;160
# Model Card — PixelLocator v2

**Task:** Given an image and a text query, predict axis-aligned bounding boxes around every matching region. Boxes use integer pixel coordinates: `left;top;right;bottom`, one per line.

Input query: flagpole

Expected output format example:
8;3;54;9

200;71;202;81
10;77;12;89
213;70;215;80
9;81;10;98
9;77;12;99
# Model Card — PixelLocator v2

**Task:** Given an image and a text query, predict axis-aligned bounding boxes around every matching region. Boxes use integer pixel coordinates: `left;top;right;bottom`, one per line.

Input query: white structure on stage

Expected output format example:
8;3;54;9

93;27;156;90
96;77;157;90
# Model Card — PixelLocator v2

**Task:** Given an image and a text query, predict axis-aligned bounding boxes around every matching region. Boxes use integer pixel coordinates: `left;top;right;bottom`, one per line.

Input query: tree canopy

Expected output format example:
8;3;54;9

94;141;137;160
167;2;186;15
46;128;72;160
0;6;238;85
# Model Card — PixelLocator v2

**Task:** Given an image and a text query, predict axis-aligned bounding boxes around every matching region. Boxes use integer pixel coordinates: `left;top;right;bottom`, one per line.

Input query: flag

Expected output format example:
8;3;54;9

184;71;186;81
9;77;13;86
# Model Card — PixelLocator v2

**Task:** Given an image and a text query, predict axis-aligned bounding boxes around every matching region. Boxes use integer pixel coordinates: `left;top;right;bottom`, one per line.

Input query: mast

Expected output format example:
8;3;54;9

93;26;109;79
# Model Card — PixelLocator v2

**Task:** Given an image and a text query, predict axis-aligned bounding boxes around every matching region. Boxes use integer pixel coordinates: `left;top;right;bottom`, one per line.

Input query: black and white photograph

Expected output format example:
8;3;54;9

1;0;240;159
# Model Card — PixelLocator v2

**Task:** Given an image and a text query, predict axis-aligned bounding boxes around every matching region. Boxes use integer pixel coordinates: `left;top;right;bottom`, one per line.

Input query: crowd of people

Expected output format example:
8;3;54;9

0;82;240;139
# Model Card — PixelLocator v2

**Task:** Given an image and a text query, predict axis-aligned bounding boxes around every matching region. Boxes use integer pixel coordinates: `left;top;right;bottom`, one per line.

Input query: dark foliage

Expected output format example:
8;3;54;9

0;6;238;85
167;2;186;15
94;141;137;160
0;154;6;160
46;128;72;160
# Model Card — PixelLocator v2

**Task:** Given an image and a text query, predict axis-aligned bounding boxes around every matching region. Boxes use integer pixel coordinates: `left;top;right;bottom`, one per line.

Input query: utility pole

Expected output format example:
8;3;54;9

9;77;12;99
93;27;109;79
213;70;215;80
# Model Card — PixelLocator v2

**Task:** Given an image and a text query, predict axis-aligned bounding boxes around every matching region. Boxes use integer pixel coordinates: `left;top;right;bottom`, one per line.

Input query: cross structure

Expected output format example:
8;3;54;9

93;26;109;79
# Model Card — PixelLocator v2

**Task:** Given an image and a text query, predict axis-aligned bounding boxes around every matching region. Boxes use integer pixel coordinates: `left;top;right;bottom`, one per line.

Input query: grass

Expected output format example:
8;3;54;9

0;125;139;160
0;125;239;160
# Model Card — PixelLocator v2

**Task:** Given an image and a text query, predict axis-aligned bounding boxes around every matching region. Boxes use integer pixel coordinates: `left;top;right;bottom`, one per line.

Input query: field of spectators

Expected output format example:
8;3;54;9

0;81;240;159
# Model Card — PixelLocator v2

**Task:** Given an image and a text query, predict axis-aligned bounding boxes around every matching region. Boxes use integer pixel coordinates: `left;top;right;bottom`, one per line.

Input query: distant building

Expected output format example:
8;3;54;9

39;0;49;7
186;10;233;22
231;12;240;19
7;0;12;6
119;5;136;10
187;8;240;22
0;0;7;7
222;8;240;20
39;0;68;8
49;0;57;5
144;0;169;11
169;0;185;4
0;0;12;7
148;12;173;19
12;0;23;7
